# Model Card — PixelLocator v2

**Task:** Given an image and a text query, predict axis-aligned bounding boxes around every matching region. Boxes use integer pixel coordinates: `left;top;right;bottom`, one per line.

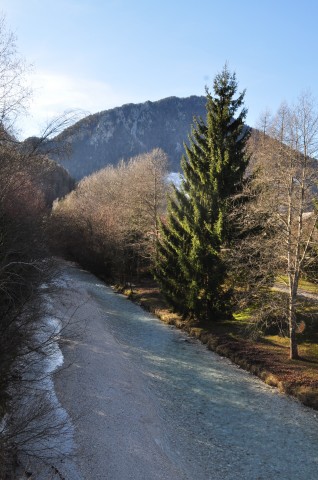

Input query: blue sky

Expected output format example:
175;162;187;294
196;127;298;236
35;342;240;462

2;0;318;138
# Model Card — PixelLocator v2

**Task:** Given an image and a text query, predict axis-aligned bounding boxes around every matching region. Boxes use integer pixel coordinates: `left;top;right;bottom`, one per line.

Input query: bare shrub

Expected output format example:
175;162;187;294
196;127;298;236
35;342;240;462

51;149;168;283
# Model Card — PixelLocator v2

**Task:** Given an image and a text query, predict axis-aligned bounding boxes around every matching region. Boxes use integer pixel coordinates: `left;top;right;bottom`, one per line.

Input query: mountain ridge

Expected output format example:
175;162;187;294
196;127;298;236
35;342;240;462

54;95;207;180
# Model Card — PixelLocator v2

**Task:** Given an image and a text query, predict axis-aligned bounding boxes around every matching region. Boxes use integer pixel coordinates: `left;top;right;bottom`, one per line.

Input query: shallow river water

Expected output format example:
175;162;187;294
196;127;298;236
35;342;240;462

32;263;318;479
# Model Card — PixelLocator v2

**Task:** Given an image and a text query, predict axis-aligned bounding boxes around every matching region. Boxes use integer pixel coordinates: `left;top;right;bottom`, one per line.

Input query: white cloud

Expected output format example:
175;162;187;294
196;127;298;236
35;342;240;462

17;71;130;139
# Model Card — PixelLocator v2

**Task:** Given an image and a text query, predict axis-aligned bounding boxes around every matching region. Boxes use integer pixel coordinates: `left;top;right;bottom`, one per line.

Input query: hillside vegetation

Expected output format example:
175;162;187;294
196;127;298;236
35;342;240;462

51;148;168;282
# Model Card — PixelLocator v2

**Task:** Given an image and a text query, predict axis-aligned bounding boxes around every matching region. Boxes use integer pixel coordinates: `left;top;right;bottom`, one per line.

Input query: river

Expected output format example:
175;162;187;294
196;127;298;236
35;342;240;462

26;261;318;479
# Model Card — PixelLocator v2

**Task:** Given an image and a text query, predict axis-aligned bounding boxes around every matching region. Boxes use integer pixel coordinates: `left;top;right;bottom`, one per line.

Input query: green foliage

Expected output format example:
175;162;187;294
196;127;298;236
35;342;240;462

156;66;250;321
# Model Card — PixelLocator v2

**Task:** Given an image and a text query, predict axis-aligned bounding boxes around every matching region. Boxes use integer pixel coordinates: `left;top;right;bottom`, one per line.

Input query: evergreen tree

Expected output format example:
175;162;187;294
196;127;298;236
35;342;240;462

156;66;250;321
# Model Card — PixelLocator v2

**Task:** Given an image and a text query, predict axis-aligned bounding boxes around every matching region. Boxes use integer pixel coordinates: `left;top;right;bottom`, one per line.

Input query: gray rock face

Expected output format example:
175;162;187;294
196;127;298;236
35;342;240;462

57;96;206;180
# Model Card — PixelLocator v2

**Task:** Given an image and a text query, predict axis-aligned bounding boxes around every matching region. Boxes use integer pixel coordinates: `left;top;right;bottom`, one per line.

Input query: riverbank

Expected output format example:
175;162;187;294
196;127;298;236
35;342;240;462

118;280;318;411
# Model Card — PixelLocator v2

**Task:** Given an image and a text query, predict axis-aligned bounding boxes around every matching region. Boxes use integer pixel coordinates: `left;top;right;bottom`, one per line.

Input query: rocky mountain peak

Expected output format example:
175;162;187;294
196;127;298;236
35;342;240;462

56;95;207;180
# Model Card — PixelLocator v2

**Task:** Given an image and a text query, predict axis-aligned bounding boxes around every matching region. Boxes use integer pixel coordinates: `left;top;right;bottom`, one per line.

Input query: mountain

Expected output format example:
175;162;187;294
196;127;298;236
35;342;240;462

19;137;76;205
55;96;207;180
33;157;75;206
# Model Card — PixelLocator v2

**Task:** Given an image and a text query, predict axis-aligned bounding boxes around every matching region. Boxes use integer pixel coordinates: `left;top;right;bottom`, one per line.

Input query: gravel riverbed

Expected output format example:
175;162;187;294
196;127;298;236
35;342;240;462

27;262;318;479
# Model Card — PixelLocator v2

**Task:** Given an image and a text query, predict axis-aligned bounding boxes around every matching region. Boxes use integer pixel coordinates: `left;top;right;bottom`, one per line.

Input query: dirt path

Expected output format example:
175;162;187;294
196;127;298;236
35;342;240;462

273;282;318;301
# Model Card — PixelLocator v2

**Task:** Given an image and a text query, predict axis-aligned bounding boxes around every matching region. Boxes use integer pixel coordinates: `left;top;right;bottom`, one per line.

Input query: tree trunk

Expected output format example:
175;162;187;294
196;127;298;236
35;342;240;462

289;324;299;360
289;287;299;360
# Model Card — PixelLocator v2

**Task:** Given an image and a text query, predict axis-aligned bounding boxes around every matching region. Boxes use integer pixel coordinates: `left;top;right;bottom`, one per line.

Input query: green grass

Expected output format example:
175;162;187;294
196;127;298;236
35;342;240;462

233;307;254;323
276;275;318;294
298;278;318;294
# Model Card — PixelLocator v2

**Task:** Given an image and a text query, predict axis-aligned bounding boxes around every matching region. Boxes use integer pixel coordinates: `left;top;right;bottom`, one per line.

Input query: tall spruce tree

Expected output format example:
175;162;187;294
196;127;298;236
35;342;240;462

156;66;250;321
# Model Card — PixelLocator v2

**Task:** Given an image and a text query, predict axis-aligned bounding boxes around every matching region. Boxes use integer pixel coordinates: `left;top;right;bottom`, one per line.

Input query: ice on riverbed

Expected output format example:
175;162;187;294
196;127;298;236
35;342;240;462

5;288;77;475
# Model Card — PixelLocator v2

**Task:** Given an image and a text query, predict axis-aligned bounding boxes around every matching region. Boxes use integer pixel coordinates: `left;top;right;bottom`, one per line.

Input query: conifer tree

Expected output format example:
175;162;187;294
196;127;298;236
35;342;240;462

156;66;250;321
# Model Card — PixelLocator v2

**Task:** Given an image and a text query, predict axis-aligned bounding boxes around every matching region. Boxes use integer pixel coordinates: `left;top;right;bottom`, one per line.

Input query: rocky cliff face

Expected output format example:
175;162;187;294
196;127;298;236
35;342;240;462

56;96;206;180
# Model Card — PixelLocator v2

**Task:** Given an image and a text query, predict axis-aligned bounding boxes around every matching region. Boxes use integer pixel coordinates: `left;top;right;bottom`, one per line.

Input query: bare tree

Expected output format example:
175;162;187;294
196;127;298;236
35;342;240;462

0;16;74;476
124;149;168;261
229;93;318;359
51;149;168;283
0;14;31;135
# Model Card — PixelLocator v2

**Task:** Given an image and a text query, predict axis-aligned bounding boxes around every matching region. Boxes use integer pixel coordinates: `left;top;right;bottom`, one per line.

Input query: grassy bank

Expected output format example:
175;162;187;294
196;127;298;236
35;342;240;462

118;279;318;411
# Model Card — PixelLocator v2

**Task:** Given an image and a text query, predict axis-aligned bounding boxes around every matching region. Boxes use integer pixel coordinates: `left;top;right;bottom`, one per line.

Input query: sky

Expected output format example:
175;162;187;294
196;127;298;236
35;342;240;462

1;0;318;139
